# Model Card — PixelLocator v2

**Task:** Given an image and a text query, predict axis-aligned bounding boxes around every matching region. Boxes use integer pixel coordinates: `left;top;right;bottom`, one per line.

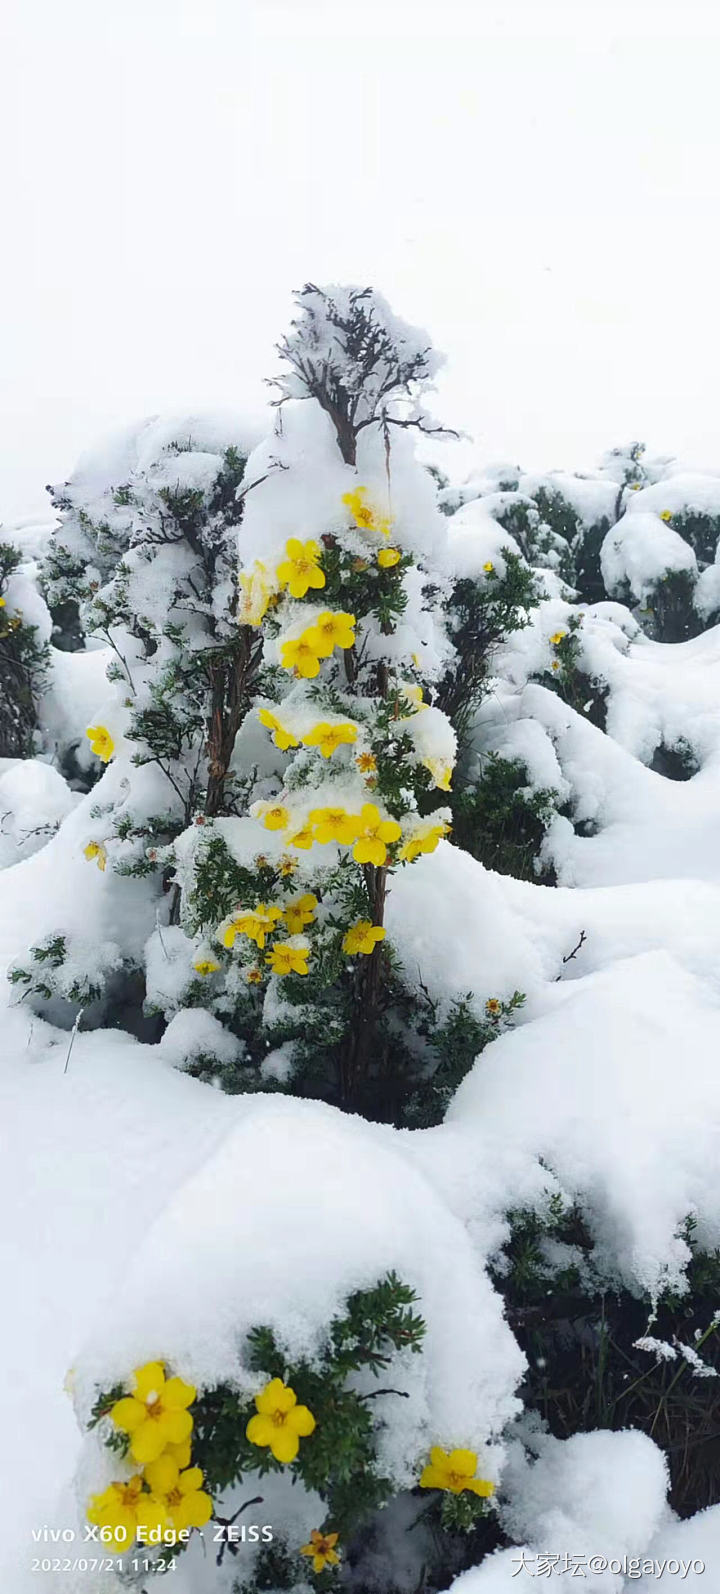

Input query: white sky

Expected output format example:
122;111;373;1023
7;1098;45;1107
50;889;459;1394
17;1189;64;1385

2;0;720;520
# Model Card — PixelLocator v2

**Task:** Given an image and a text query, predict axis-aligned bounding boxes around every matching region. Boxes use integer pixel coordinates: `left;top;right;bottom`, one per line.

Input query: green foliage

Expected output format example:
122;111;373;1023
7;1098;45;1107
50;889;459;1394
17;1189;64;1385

0;542;50;757
7;930;136;1026
452;755;558;882
644;568;702;644
537;614;608;728
437;555;538;738
405;991;526;1127
494;1199;720;1516
189;1273;425;1538
573;515;612;604
664;508;720;567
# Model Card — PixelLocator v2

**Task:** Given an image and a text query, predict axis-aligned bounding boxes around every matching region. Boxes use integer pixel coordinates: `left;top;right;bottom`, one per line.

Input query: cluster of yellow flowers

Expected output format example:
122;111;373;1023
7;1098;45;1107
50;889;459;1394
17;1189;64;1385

82;729;115;866
280;607;356;679
238;484;399;629
549;628;567;674
253;798;449;864
259;708;358;759
87;1361;212;1553
208;888;397;980
245;1378;342;1572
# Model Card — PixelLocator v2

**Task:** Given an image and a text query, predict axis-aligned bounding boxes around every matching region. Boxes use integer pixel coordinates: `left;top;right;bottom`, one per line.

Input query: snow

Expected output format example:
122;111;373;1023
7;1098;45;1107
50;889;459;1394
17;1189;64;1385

601;511;697;603
0;760;78;866
444;498;523;580
443;1430;670;1592
625;472;720;522
518;471;618;528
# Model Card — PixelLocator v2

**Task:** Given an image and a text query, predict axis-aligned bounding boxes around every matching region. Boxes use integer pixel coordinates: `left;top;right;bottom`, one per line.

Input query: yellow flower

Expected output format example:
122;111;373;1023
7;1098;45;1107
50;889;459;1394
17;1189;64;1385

246;1377;316;1462
660;509;673;522
83;840;107;871
398;683;426;713
142;1456;213;1534
342;486;393;536
0;596;4;608
352;803;401;866
276;538;326;600
302;721;357;758
247;966;264;985
265;942;310;977
485;997;501;1018
419;1447;495;1498
239;561;274;627
304;610;356;658
423;759;453;792
356;751;377;775
550;631;566;647
86;725;115;761
223;904;283;950
378;548;401;568
87;1475;168;1554
280;635;322;678
288;823;315;851
164;1438;192;1469
551;660;560;672
279;854;299;876
309;806;361;846
258;708;299;752
483;561;494;573
399;821;451;863
193;957;220;977
342;920;386;956
110;1361;196;1466
254;801;291;831
282;892;318;933
300;1529;341;1573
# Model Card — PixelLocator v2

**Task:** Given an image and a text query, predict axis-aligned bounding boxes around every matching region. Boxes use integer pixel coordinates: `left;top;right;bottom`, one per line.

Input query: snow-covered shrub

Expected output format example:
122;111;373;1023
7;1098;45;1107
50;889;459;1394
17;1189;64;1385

158;286;531;1123
452;755;558;883
84;1275;431;1582
0;540;50;756
493;1200;720;1519
12;417;262;1027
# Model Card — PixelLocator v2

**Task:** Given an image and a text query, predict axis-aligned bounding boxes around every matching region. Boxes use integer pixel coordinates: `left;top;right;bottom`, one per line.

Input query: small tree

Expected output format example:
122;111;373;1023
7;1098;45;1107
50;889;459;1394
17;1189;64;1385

166;287;463;1118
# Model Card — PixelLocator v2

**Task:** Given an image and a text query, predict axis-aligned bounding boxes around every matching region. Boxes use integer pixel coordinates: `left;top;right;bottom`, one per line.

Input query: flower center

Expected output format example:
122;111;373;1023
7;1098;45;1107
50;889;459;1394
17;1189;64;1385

167;1488;183;1507
449;1472;465;1487
272;1409;288;1426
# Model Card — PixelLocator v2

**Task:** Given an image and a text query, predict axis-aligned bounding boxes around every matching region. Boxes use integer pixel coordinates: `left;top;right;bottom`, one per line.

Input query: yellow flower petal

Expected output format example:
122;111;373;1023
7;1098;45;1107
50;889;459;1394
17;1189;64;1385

143;1456;179;1496
162;1376;196;1411
246;1413;275;1447
287;1403;316;1437
269;1426;300;1463
110;1397;146;1433
132;1362;166;1402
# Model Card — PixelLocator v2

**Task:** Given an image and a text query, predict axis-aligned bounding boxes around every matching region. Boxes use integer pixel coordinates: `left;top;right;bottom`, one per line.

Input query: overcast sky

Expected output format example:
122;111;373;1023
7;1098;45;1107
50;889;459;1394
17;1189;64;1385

2;0;720;520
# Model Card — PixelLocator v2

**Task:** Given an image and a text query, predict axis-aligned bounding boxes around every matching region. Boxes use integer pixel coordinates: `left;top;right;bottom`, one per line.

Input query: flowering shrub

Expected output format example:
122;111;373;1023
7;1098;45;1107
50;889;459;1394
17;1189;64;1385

85;1275;444;1580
